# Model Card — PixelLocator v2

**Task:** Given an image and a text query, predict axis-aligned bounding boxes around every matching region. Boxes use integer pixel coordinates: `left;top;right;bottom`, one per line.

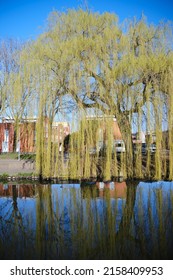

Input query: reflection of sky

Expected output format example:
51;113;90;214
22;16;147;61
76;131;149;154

1;182;173;232
136;181;173;209
0;183;126;241
16;198;37;229
134;181;173;241
0;196;37;239
0;197;13;220
0;181;173;220
0;181;173;259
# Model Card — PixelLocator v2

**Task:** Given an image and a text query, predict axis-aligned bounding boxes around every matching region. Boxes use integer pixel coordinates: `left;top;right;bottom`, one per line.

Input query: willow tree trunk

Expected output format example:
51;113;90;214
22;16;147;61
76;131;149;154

116;113;134;178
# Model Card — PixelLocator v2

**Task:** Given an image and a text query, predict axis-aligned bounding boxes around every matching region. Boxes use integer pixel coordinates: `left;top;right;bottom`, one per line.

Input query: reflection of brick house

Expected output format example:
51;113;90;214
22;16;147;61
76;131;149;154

81;181;127;199
96;181;127;199
0;184;36;198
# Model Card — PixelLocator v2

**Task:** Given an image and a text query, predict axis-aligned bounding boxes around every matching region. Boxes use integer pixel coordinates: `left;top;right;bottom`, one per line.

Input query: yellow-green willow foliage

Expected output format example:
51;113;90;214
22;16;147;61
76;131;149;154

167;65;173;180
9;9;172;180
65;115;120;180
35;185;55;259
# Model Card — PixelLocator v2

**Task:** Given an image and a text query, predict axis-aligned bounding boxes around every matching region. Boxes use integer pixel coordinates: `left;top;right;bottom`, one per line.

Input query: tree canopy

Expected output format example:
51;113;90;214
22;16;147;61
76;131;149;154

24;10;173;117
1;9;173;179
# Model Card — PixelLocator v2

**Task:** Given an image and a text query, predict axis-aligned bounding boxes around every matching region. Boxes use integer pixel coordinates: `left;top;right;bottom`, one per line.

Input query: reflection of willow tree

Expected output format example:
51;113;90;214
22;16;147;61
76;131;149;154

79;181;173;259
113;182;138;259
134;185;173;259
0;185;26;259
11;185;22;220
1;183;173;259
35;185;73;259
78;181;138;259
116;183;173;259
35;185;54;259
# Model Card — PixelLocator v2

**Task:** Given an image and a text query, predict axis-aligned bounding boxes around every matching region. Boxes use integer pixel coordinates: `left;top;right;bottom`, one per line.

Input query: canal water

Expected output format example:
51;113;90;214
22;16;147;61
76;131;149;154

0;180;173;260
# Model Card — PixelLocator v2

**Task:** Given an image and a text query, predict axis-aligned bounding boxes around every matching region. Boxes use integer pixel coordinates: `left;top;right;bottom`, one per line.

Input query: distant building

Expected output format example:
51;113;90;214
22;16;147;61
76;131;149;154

85;115;122;140
0;118;37;153
145;131;156;144
52;122;70;144
132;131;146;144
84;115;123;153
146;130;170;149
0;121;14;153
0;118;70;153
162;130;169;149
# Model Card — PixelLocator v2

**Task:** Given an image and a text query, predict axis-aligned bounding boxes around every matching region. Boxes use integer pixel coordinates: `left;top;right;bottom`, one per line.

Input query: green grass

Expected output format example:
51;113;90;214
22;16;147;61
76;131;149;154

20;154;36;161
0;153;36;161
0;153;18;159
16;172;36;177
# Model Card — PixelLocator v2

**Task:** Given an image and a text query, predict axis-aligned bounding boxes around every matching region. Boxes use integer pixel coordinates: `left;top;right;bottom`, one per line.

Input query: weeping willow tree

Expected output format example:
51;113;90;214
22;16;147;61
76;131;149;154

19;9;173;180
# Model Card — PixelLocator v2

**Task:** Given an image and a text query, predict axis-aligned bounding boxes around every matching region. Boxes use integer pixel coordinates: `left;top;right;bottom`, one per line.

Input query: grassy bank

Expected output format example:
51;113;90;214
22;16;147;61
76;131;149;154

0;153;36;160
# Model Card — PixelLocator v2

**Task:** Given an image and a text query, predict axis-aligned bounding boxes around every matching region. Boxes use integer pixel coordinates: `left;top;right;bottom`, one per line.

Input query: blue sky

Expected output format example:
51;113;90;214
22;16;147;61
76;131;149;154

0;0;173;40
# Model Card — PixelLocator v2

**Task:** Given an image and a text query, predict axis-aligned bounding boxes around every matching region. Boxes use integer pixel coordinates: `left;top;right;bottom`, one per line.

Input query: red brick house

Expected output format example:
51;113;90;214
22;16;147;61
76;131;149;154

0;121;14;153
0;118;36;153
0;118;70;153
20;121;36;153
86;115;123;141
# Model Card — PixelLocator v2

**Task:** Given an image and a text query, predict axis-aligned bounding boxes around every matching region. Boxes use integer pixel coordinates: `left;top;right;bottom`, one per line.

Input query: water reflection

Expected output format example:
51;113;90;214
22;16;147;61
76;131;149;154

0;181;173;260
